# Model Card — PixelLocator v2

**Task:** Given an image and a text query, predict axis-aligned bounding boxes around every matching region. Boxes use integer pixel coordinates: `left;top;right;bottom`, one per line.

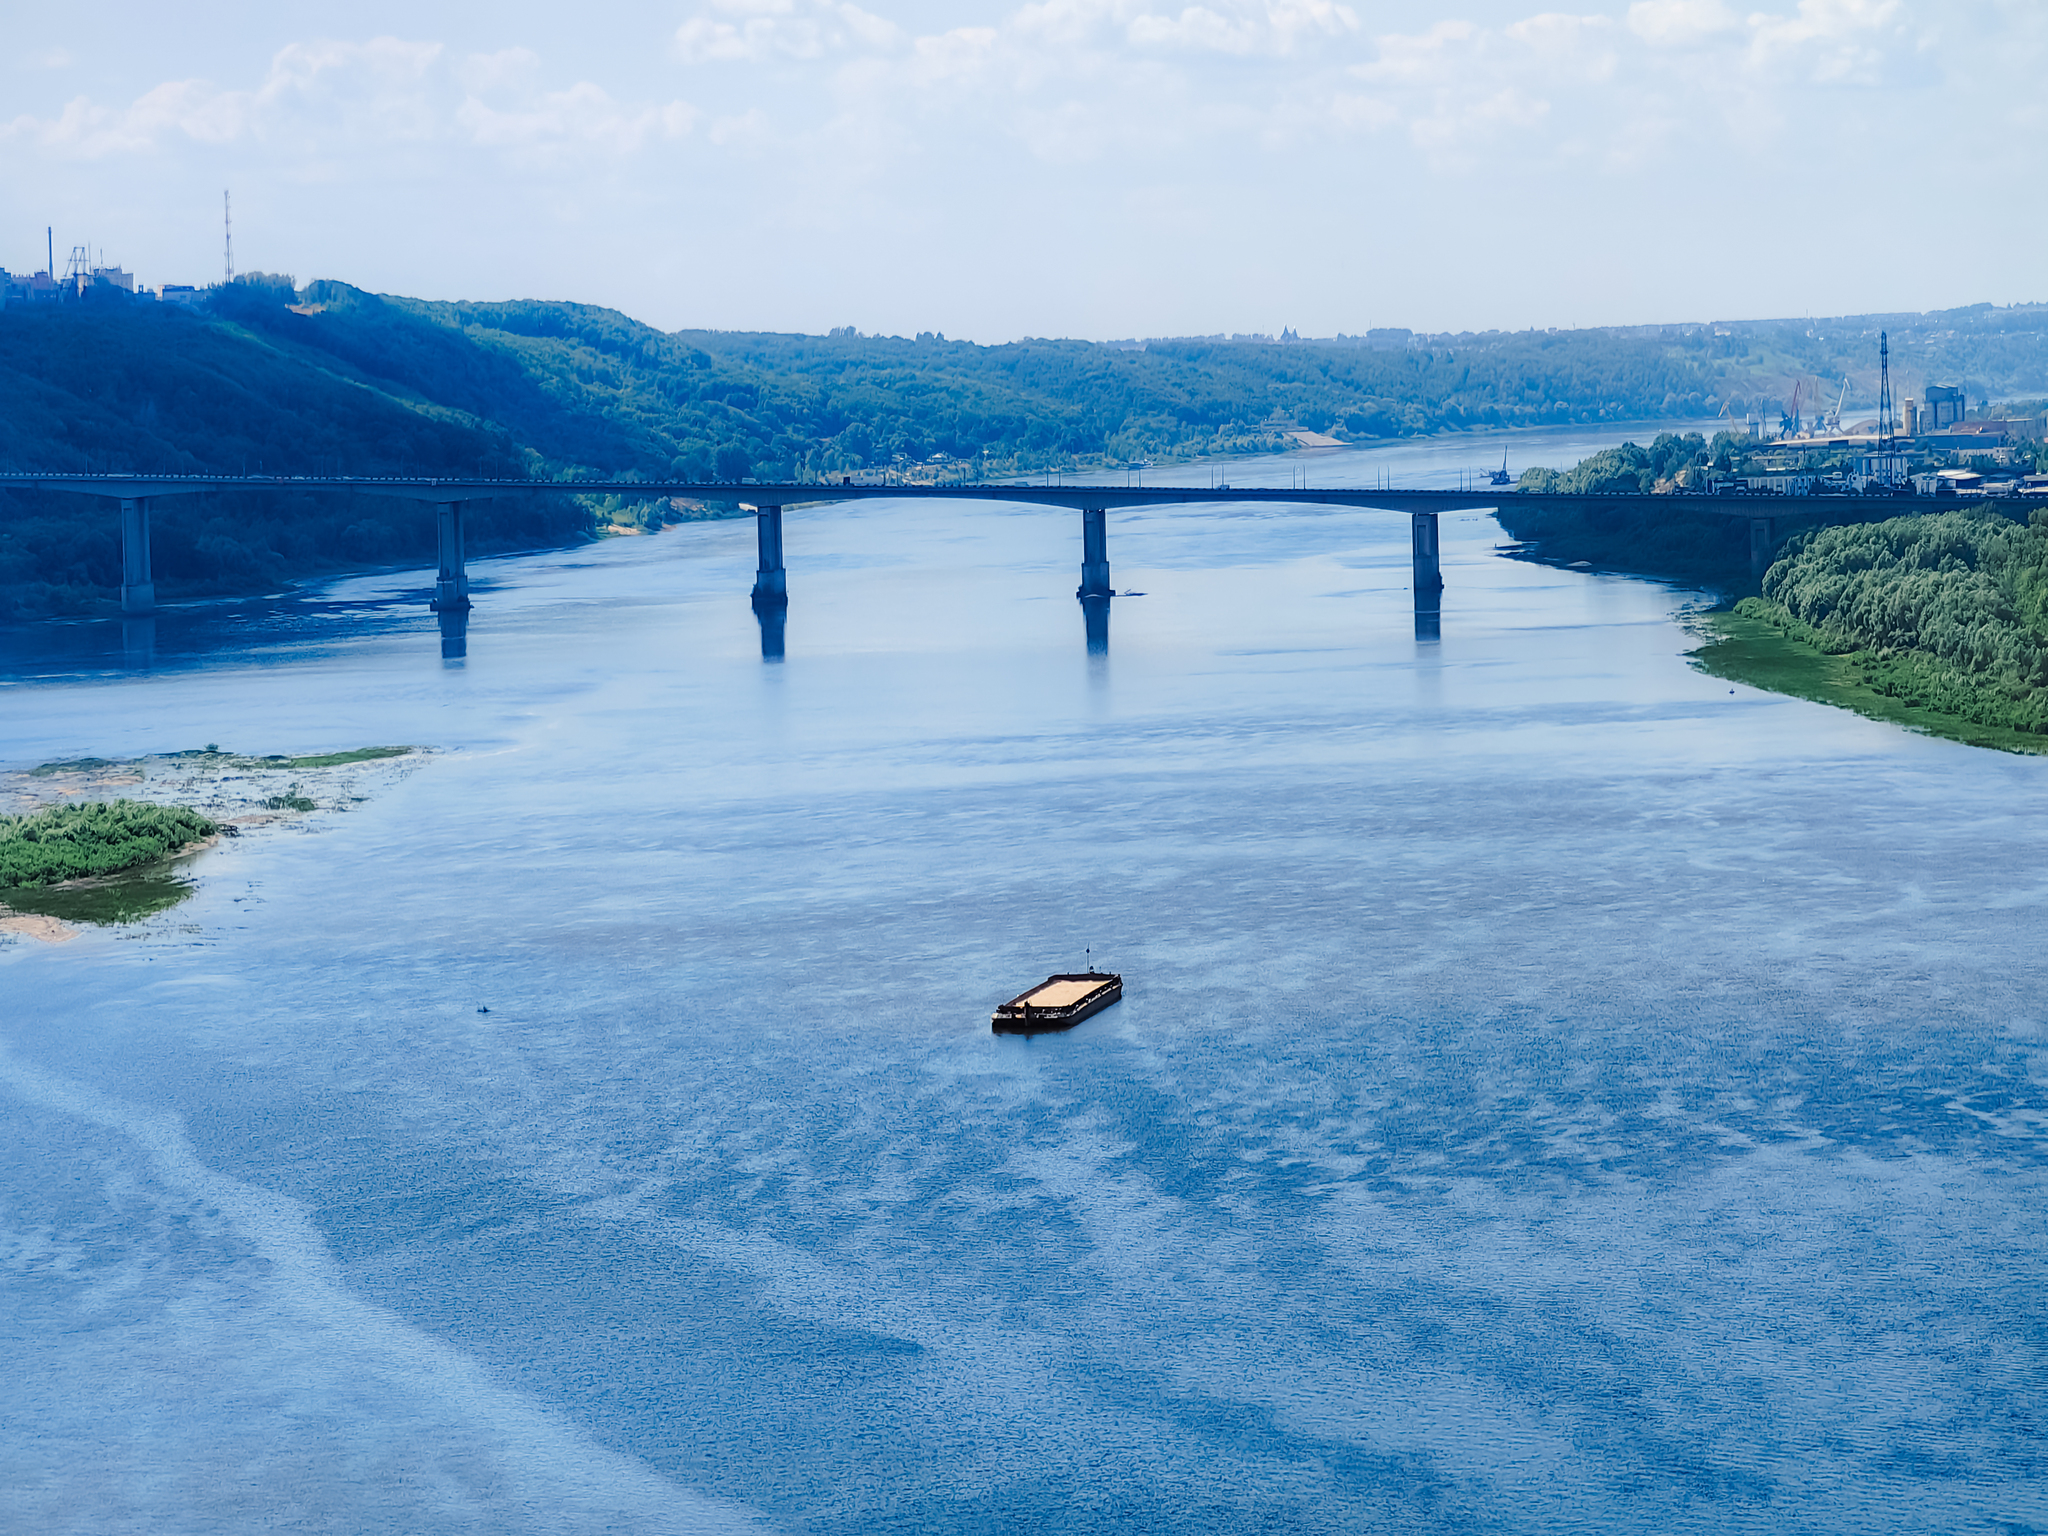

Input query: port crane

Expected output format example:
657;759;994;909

1823;378;1848;434
1779;378;1805;439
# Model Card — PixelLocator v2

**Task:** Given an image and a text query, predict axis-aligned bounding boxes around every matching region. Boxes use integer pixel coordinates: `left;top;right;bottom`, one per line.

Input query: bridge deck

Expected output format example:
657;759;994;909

0;473;1930;522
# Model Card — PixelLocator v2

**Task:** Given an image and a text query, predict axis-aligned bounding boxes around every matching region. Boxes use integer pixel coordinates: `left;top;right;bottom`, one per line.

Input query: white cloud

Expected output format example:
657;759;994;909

708;107;773;145
3;79;247;157
1128;7;1265;54
1504;12;1617;80
1127;2;1360;55
1628;0;1911;78
675;2;904;64
1327;0;1935;168
1745;0;1907;82
458;85;699;160
1626;0;1740;47
1;37;695;170
1351;19;1478;86
458;48;543;94
0;4;1955;182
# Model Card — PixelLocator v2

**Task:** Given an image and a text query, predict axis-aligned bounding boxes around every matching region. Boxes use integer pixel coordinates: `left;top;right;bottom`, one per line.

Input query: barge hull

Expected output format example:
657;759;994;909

992;973;1123;1034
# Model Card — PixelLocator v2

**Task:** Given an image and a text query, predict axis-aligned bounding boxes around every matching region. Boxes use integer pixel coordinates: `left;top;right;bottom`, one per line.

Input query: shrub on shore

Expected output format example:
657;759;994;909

1740;508;2048;734
0;800;218;888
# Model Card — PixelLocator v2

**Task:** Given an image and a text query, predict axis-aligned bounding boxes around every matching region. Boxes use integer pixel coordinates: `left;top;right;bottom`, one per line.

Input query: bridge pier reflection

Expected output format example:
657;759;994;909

1414;588;1441;643
437;607;468;660
121;615;156;668
119;497;156;615
1081;593;1110;655
756;602;786;661
1750;517;1775;579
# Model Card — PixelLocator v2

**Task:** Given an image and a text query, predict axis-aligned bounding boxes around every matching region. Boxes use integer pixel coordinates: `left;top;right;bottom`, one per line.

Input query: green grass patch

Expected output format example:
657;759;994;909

27;758;117;777
261;793;317;812
0;800;220;887
1691;606;2048;755
32;745;413;776
279;746;411;768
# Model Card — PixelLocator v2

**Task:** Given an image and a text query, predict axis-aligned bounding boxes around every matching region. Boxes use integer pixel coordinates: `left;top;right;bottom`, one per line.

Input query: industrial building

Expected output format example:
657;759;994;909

1;262;192;308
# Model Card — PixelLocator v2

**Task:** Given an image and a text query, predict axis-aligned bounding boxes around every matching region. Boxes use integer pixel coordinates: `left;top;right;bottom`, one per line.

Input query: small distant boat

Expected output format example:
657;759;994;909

992;971;1122;1034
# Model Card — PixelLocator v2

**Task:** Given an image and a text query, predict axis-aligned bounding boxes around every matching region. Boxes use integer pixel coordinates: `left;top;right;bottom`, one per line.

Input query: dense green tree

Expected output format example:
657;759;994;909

1737;508;2048;732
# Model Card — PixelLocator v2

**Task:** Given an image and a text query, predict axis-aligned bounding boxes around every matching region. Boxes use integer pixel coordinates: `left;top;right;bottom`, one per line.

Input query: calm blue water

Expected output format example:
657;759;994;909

3;424;2044;1534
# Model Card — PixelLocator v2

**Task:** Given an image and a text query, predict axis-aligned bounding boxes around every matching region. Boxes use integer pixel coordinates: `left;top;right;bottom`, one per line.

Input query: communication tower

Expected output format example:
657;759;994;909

1877;332;1895;450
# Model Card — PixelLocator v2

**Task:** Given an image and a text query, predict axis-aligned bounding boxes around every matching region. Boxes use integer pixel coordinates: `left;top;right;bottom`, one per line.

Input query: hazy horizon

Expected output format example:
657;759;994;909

197;278;2048;351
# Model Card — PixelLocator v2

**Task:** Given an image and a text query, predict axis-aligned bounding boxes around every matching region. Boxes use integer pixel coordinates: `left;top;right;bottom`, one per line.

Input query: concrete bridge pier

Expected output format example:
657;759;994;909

119;497;155;615
1078;507;1112;599
1749;518;1775;579
1411;511;1444;594
431;501;470;612
751;504;788;610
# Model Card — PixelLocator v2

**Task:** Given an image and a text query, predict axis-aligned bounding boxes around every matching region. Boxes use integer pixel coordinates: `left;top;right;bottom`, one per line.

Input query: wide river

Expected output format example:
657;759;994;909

3;424;2042;1534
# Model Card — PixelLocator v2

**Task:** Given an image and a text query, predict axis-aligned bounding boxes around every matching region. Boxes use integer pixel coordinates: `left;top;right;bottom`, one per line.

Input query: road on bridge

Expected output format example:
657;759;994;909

0;471;1933;622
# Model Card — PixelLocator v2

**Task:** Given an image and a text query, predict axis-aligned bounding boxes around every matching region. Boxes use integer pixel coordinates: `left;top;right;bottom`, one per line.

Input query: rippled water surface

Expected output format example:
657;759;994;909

3;426;2044;1534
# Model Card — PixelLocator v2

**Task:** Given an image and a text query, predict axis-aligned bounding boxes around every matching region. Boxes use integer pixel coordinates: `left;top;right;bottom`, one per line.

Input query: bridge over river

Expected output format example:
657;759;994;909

0;473;1919;655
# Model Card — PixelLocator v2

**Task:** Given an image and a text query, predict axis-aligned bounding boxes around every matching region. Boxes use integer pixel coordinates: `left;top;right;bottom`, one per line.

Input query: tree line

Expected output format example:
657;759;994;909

1741;509;2048;733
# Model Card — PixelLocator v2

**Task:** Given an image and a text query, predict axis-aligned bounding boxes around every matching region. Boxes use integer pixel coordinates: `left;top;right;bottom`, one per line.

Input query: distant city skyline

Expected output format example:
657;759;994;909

4;1;2042;343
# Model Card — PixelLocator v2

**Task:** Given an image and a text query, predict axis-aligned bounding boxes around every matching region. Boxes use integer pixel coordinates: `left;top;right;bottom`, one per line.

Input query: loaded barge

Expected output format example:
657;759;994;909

992;971;1122;1034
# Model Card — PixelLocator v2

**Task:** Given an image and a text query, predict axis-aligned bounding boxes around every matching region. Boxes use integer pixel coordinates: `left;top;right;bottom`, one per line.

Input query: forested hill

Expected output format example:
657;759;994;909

5;276;2048;618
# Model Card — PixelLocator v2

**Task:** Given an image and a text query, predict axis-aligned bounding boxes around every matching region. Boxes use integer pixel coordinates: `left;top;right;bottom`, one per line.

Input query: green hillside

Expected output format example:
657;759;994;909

0;285;597;618
5;278;2048;618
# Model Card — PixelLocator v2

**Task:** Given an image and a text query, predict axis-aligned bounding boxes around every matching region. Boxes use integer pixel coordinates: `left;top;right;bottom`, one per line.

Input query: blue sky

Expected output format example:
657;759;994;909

5;1;2041;340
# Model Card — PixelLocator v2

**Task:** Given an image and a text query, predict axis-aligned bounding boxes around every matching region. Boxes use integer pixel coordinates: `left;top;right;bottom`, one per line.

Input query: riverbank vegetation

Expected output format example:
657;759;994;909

1692;509;2048;749
1691;604;2048;754
9;278;2047;617
0;800;219;887
29;744;411;776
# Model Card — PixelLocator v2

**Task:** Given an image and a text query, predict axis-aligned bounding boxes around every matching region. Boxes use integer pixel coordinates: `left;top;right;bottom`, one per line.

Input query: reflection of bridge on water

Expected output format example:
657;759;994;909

1;473;1909;661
